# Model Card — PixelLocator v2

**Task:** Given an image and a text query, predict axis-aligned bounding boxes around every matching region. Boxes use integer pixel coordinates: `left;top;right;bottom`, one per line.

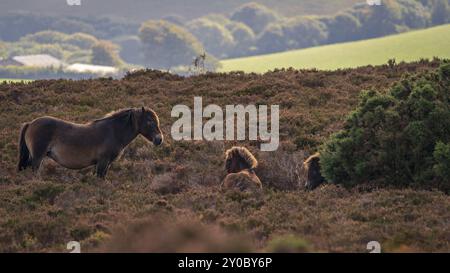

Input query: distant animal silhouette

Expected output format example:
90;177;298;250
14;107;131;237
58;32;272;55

18;107;163;178
303;153;326;190
222;146;262;191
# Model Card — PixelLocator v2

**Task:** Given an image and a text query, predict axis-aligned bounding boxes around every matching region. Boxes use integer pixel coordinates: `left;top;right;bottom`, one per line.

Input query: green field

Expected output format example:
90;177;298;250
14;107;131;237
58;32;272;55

0;78;32;83
220;24;450;73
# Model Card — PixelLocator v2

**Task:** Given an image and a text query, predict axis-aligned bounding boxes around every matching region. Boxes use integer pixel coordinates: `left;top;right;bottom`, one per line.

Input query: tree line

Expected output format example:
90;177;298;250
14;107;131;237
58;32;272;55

0;0;449;72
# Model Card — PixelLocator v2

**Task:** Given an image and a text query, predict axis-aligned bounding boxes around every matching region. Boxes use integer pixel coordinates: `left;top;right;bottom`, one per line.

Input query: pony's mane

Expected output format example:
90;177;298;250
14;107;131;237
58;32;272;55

93;108;133;122
147;108;160;124
225;146;258;169
304;152;320;166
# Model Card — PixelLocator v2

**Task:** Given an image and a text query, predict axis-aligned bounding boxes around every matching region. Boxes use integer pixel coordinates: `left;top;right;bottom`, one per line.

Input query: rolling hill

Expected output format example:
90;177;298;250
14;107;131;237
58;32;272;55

220;24;450;73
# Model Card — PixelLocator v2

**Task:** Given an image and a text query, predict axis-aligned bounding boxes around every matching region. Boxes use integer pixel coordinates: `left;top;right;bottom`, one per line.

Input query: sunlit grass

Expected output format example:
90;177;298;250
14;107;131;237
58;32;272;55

220;24;450;73
0;78;33;83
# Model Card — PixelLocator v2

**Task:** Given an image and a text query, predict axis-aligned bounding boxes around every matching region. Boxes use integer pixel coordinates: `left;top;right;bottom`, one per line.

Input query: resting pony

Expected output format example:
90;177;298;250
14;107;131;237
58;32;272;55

222;146;262;191
303;152;326;190
17;107;163;178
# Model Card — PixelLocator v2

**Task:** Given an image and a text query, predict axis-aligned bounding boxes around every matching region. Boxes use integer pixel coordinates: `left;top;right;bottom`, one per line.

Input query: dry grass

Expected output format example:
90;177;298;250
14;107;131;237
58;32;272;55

0;59;448;252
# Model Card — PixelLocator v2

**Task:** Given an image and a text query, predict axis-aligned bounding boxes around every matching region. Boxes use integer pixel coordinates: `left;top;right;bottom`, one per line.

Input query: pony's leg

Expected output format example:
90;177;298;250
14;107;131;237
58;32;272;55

30;143;48;173
95;159;111;179
31;156;44;172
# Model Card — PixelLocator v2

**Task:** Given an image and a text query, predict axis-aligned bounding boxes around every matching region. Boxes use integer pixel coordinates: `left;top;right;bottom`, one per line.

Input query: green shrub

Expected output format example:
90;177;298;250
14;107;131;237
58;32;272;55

433;142;450;180
320;63;450;191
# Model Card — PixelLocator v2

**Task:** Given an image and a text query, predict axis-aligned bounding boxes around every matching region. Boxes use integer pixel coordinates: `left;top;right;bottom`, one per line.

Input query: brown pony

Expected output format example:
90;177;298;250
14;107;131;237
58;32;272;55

303;152;326;190
17;107;163;178
222;146;262;191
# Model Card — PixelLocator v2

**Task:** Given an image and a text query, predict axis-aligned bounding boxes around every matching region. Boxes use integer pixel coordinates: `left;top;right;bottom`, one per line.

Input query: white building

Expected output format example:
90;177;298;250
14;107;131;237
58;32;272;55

11;54;63;68
66;63;119;76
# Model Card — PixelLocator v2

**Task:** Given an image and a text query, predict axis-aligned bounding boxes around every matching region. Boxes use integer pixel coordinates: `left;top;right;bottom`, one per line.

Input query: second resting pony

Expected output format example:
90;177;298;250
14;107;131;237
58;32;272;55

17;107;163;178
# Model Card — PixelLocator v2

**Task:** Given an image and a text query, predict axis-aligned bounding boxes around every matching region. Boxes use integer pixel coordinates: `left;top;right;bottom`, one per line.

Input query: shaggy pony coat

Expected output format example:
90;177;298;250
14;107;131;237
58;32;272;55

303;152;326;190
222;146;262;191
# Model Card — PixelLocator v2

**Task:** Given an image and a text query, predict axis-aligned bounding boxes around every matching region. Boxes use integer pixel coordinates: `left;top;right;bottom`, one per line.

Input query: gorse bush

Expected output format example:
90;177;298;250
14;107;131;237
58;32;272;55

320;63;450;191
433;141;450;181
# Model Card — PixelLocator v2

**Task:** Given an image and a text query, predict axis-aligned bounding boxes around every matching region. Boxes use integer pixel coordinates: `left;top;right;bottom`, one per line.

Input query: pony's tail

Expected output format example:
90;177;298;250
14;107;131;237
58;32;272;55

17;123;31;171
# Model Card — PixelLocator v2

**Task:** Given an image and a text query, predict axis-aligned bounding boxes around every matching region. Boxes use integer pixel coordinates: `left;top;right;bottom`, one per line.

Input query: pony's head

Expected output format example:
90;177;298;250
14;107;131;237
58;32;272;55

135;107;163;146
224;146;258;174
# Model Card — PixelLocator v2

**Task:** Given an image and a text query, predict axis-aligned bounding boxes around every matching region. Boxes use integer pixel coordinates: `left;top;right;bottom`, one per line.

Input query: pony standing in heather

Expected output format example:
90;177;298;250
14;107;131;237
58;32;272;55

17;107;163;178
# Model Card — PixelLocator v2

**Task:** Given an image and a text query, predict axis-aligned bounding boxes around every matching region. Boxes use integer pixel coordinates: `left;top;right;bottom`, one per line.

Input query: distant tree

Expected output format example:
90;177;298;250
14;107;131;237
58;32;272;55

3;30;127;66
256;23;287;54
21;31;99;50
227;21;256;57
203;14;234;26
230;2;281;34
202;14;256;52
397;0;430;29
74;15;139;39
19;31;67;44
257;17;328;54
352;0;403;39
6;42;66;60
91;40;123;66
0;12;95;41
162;14;185;26
284;17;328;49
0;11;139;42
113;35;143;65
189;14;256;58
66;50;92;64
431;0;450;25
418;0;434;7
187;18;235;58
50;17;96;36
64;33;99;49
325;12;361;43
139;20;204;69
0;42;6;59
227;22;255;44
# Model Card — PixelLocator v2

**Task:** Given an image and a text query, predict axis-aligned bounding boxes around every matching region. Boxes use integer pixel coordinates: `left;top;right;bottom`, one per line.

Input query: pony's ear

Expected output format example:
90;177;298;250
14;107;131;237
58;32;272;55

141;106;145;113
